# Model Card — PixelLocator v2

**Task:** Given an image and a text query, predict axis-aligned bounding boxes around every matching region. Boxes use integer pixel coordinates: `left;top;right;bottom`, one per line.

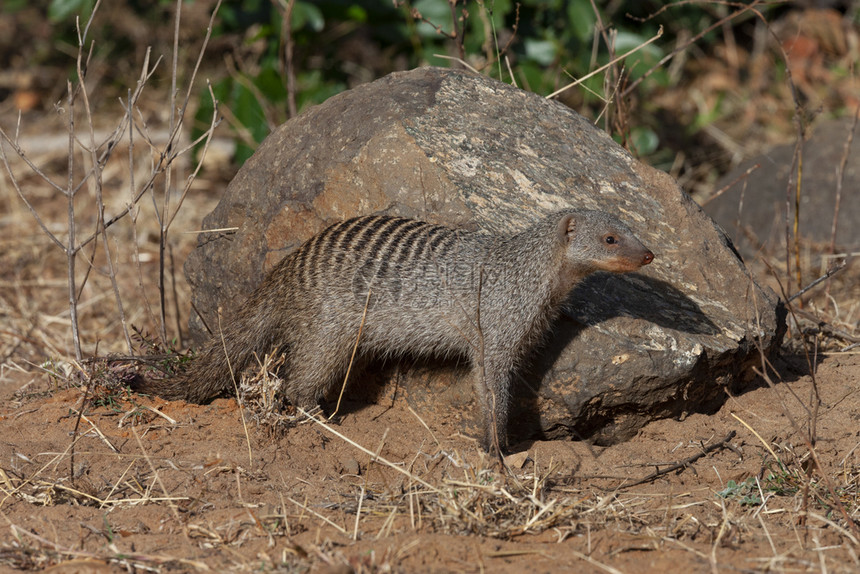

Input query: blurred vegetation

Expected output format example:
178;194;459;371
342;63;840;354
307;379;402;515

1;0;857;191
191;0;738;164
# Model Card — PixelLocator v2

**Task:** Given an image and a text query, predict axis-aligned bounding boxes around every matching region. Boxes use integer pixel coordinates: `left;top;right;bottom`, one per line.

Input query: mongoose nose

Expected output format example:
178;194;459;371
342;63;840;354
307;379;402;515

642;251;654;265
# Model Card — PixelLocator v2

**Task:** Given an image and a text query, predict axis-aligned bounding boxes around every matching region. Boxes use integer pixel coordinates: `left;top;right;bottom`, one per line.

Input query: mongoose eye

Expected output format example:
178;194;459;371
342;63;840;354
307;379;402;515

604;235;617;245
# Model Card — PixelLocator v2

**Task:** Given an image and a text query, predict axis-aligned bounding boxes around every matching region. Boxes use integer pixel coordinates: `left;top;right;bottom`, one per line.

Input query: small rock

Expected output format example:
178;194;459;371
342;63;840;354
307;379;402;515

340;458;361;476
504;451;531;469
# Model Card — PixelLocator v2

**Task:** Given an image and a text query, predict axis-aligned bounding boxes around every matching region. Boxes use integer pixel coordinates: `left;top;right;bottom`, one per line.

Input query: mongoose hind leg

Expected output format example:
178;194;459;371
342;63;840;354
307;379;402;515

282;327;357;411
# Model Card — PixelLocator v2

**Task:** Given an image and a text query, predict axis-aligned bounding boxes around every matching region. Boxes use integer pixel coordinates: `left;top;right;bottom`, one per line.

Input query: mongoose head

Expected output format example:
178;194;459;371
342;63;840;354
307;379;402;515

558;210;654;275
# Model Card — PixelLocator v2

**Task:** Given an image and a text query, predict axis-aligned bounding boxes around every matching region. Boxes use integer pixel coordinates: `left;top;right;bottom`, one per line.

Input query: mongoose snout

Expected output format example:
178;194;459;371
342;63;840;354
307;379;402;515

600;233;655;271
585;228;654;273
137;209;654;456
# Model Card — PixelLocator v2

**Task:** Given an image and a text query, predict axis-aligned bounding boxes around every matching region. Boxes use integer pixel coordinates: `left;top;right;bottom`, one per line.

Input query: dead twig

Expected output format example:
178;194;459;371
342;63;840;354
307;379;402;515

546;26;663;100
279;0;298;118
787;260;848;303
826;108;858;303
620;430;737;488
330;287;371;419
699;164;759;207
621;1;761;98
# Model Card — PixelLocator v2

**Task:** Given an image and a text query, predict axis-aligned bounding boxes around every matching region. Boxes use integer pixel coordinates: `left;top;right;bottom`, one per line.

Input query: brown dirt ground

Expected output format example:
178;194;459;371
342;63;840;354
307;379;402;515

1;125;859;574
1;257;859;568
0;340;859;573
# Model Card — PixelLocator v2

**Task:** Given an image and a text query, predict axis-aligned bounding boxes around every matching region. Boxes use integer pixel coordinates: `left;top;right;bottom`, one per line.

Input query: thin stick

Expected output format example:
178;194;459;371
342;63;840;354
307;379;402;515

283;0;297;118
76;14;133;354
100;460;140;508
826;108;858;302
331;287;372;419
155;0;184;344
299;407;441;493
9;523;206;569
747;292;859;542
546;26;663;100
787;260;847;303
431;54;479;74
792;308;860;345
505;56;517;88
161;0;223;343
69;362;89;484
699;164;759;207
126;79;159;342
475;266;502;462
807;512;860;546
449;0;465;62
131;426;182;521
792;131;804;297
621;1;760;98
353;484;365;541
621;431;737;488
219;312;253;466
731;413;779;461
64;79;82;361
79;412;120;453
285;495;348;534
568;550;623;574
407;405;440;447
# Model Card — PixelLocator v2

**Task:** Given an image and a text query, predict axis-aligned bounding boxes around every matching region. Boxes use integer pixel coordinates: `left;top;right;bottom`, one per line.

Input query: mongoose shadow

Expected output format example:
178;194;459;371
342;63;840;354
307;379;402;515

565;272;720;333
506;272;722;447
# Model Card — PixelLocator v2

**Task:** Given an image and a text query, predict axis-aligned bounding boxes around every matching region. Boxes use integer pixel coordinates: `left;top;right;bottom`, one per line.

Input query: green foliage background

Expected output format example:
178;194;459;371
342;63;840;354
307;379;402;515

201;0;676;162
187;0;749;164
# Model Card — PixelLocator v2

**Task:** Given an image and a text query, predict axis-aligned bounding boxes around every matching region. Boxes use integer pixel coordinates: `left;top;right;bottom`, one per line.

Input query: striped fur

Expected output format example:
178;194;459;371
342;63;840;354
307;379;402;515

138;210;653;454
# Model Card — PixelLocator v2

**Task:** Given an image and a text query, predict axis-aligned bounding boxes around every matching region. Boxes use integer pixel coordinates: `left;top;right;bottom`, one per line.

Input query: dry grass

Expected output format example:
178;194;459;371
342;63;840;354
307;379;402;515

1;360;859;572
1;1;859;572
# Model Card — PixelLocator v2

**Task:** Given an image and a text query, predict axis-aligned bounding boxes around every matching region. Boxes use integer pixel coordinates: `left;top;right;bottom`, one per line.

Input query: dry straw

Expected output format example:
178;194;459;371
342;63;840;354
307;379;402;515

2;0;860;572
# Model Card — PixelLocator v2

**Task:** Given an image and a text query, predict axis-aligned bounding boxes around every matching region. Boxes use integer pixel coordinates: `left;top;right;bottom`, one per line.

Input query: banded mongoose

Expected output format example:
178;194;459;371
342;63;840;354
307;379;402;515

141;210;654;454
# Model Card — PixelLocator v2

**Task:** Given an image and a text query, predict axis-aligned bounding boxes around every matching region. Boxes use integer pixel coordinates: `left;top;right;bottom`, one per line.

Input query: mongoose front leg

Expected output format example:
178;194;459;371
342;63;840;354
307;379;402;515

474;357;513;457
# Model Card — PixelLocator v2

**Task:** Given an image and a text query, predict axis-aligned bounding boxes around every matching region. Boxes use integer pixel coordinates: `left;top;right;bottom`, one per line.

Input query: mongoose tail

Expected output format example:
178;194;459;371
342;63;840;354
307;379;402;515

135;285;285;403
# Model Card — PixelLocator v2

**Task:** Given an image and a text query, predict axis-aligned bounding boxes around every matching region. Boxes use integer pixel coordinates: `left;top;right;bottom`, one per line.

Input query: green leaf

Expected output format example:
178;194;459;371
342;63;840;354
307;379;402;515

346;5;368;23
2;0;29;12
524;39;557;67
292;2;324;32
630;126;659;156
254;65;288;103
48;0;94;22
567;0;595;42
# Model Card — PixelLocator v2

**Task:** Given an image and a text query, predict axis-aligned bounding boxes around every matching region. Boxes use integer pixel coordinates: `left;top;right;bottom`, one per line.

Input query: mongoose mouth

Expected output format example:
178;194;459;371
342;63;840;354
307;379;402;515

600;250;655;273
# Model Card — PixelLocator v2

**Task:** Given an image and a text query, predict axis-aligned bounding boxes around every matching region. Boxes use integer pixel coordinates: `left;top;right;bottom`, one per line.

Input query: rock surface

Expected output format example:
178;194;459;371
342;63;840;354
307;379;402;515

706;118;860;261
185;67;784;446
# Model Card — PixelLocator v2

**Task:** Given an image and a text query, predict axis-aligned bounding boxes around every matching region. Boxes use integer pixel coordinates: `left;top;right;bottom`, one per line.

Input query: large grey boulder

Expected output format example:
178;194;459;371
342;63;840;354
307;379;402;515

185;67;784;446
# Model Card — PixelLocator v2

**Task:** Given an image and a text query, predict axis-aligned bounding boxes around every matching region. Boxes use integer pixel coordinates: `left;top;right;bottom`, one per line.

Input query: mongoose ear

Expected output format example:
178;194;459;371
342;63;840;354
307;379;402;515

557;214;577;244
